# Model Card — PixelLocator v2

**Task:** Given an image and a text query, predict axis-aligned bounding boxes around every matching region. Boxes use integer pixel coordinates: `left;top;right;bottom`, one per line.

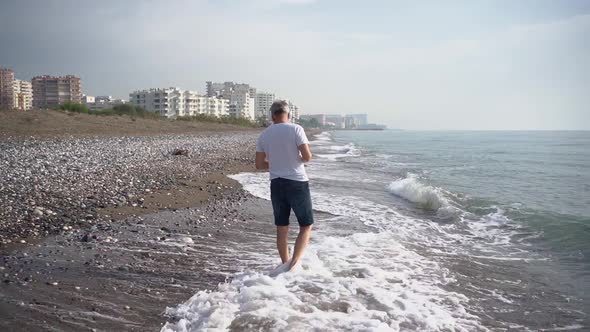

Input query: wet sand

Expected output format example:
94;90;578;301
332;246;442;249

0;185;277;331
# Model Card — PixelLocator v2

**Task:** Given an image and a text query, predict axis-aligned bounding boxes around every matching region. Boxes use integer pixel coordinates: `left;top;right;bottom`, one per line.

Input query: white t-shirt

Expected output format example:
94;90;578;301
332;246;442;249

256;122;310;182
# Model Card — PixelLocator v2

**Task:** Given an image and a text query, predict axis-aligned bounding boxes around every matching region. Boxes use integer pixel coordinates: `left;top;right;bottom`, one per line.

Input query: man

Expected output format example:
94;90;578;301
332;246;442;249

255;100;313;271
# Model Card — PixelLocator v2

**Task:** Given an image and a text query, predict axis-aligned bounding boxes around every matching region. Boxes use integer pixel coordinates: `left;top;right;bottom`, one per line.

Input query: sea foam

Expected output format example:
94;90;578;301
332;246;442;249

387;174;449;211
161;172;488;331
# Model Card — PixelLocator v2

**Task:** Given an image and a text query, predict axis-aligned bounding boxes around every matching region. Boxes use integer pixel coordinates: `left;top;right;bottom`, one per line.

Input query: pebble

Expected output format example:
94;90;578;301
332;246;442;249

0;133;256;244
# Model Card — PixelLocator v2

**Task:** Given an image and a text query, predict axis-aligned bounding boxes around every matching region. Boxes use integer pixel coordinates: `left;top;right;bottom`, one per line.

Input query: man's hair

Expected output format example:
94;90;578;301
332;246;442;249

270;100;289;116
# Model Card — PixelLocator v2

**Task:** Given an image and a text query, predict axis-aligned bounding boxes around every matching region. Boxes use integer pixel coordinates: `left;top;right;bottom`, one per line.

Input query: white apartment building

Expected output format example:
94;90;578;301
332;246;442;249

255;92;275;119
227;91;255;120
206;81;257;120
183;91;229;117
12;80;33;111
130;87;183;117
287;100;300;123
0;68;33;111
129;87;228;118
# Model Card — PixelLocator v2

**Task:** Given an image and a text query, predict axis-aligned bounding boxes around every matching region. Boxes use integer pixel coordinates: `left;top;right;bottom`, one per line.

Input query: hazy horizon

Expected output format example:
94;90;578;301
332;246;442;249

1;0;589;130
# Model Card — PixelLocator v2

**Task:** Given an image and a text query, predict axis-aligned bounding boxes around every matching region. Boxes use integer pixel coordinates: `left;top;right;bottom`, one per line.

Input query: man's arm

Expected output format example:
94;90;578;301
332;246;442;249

255;151;269;170
298;144;312;163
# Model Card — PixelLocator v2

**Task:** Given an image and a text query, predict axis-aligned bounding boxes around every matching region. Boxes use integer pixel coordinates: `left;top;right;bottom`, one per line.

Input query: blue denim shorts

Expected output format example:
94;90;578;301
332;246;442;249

270;178;314;227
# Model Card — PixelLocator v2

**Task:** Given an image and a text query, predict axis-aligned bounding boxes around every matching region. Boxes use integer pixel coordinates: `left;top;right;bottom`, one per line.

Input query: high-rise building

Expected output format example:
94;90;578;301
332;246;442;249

348;114;368;126
227;90;255;120
13;80;33;111
205;81;256;120
0;68;16;109
0;68;33;111
255;92;275;119
32;75;82;108
286;100;300;123
205;81;226;97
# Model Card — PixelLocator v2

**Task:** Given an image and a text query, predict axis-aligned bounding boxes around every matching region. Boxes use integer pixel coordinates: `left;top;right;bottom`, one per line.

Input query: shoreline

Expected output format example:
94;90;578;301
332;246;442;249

0;126;320;331
0;177;276;331
0;128;264;330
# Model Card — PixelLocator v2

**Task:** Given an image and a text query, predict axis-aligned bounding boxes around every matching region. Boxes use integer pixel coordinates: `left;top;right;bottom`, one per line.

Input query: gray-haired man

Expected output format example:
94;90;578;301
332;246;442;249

255;100;313;271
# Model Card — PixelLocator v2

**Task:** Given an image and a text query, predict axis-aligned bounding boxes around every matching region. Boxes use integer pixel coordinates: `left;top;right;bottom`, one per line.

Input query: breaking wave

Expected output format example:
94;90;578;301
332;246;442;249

387;174;449;211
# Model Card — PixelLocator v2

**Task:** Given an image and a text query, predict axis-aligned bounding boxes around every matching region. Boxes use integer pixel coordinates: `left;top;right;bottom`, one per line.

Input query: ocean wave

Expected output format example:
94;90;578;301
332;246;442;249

316;143;360;161
313;132;332;143
328;143;356;153
387;174;449;211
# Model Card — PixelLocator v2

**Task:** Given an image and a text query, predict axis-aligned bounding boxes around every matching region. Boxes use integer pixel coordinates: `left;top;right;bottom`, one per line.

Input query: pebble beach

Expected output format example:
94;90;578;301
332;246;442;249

0;112;278;330
0;133;256;247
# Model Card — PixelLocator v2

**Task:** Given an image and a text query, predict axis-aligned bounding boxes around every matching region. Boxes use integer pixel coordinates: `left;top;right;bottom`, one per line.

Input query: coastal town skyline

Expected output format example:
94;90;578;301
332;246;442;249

2;65;384;129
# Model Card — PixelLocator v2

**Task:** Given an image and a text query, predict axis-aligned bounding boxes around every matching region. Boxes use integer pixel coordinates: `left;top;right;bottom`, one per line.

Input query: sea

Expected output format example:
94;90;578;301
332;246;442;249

162;130;589;331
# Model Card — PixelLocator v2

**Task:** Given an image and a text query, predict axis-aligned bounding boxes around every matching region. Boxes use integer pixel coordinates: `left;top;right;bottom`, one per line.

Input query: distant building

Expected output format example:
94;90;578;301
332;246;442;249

290;103;300;123
13;80;33;111
184;91;229;117
283;99;300;123
130;87;180;117
32;75;82;108
83;95;126;110
81;95;95;104
300;113;385;129
325;114;345;128
129;87;228;118
348;114;368;126
255;92;275;119
0;68;15;109
227;91;255;119
205;81;256;120
299;114;326;126
205;81;226;97
0;68;33;111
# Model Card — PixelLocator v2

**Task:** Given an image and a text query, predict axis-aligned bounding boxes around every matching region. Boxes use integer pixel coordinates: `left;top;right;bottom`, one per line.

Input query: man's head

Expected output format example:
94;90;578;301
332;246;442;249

270;100;290;123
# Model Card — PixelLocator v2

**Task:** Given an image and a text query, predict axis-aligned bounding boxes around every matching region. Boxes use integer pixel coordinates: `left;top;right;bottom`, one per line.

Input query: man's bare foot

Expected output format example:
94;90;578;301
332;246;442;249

269;260;291;277
288;260;298;271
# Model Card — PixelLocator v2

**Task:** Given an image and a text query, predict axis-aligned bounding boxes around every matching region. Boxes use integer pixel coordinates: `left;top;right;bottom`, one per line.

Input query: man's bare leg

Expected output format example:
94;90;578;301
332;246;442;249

289;225;312;270
276;226;290;263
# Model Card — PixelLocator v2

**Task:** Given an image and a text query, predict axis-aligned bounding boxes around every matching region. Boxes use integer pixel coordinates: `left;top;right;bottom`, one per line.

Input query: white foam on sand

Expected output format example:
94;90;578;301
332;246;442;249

161;172;489;332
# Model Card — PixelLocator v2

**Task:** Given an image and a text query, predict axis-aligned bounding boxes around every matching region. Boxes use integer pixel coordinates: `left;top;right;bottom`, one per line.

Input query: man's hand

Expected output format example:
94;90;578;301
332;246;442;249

298;144;312;163
255;152;269;170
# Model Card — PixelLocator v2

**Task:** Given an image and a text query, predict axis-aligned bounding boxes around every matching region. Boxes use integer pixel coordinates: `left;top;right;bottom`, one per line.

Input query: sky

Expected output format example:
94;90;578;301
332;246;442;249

1;0;589;130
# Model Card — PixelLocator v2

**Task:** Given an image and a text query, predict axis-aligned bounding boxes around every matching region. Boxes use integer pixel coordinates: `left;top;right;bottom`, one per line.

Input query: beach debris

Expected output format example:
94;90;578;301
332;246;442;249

171;148;189;156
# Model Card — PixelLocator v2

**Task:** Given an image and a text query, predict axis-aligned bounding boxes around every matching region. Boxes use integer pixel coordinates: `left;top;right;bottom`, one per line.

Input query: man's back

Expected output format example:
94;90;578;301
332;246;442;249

256;122;309;182
255;100;313;272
